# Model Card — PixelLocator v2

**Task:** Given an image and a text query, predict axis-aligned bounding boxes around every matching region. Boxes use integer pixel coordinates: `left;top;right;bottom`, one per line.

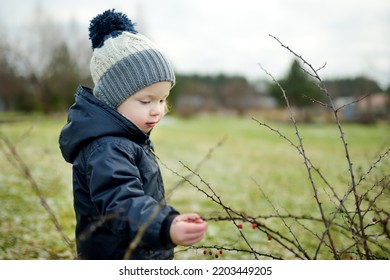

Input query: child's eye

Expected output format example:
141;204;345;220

140;100;150;104
160;99;166;103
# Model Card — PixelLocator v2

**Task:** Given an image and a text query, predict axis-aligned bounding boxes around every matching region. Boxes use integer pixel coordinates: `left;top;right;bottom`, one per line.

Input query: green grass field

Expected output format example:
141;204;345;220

0;113;389;259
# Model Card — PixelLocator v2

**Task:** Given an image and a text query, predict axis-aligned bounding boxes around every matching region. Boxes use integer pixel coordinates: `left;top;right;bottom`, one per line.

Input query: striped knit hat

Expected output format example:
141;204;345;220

89;9;175;108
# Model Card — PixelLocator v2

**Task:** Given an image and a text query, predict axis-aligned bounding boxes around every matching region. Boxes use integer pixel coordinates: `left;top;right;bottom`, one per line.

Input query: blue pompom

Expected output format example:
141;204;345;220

89;9;137;49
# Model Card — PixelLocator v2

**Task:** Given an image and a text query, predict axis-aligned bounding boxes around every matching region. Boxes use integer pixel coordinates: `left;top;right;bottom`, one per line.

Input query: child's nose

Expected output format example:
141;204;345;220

150;103;163;116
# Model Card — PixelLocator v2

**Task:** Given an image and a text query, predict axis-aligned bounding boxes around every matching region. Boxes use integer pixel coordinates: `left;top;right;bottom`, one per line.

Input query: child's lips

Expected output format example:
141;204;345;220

146;121;157;128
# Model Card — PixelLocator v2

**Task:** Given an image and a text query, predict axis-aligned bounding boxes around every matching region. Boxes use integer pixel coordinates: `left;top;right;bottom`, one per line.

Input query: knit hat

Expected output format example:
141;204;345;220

88;9;175;108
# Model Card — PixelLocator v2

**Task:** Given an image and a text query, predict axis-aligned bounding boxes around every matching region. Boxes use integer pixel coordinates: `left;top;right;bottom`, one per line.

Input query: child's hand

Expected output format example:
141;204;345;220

169;213;208;246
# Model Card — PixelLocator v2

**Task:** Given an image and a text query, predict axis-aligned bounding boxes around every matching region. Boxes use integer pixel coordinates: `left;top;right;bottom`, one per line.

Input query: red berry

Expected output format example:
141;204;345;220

252;223;257;229
237;223;243;229
219;249;223;254
349;255;353;260
267;235;272;241
372;217;377;223
209;251;212;256
203;250;207;255
215;254;219;258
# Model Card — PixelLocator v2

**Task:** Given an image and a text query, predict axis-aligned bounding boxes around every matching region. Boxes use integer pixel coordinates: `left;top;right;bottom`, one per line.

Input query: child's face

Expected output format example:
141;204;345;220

117;81;171;134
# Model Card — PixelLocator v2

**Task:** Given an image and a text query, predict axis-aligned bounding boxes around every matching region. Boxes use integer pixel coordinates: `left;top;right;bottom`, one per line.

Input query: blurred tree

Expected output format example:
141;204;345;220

171;74;261;115
219;75;258;114
268;59;323;107
167;73;182;110
0;41;17;110
0;4;91;114
0;40;38;112
40;43;80;113
325;76;383;98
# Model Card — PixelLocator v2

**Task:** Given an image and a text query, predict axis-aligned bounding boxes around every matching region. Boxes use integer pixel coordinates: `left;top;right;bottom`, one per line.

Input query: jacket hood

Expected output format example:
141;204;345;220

59;86;149;163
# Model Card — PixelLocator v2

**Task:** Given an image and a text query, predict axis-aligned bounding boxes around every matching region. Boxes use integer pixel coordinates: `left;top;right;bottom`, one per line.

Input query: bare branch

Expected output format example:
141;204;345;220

0;132;75;251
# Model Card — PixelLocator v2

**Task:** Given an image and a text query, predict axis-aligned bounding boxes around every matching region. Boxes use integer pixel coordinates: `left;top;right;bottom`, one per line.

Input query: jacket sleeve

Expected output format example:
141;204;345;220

86;139;178;249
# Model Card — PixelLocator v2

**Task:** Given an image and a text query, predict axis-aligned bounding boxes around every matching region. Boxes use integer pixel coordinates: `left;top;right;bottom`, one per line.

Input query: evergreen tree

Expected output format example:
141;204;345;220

268;59;323;107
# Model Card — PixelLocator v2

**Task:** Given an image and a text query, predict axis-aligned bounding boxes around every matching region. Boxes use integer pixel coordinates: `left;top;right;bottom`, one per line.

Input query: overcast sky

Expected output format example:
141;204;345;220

1;0;389;88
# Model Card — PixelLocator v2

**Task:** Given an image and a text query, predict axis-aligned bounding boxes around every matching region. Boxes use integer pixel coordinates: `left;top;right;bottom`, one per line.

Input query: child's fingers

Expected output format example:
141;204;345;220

170;214;208;246
174;220;207;231
179;230;207;246
174;213;205;224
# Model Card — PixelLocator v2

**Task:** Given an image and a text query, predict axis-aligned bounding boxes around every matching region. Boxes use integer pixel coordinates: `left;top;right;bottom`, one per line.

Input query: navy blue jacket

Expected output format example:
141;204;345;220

59;86;178;260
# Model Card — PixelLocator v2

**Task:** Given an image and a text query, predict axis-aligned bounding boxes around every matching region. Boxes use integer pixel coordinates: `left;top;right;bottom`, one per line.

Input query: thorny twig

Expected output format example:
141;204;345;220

249;34;389;259
251;178;310;259
171;36;389;259
0;131;75;251
269;34;372;257
258;62;338;259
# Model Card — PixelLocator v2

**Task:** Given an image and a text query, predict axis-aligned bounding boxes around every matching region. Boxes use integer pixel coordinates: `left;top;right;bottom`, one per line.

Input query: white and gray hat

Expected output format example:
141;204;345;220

89;9;175;108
